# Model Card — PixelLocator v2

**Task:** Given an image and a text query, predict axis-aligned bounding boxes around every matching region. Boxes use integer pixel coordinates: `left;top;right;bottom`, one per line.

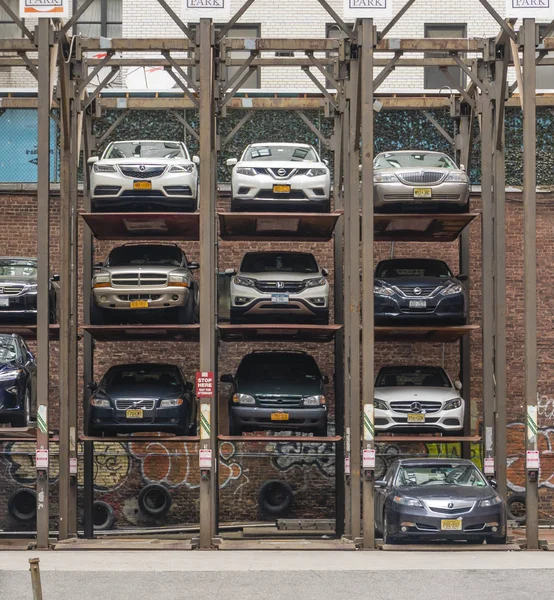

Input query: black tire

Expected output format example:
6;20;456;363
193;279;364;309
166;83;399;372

467;537;485;544
258;480;293;516
8;488;37;522
313;314;330;326
138;484;172;518
89;295;106;325
49;298;57;324
507;494;526;524
10;388;31;428
93;500;116;530
175;297;194;324
383;511;398;545
488;534;507;545
230;198;245;212
312;424;327;437
229;416;242;436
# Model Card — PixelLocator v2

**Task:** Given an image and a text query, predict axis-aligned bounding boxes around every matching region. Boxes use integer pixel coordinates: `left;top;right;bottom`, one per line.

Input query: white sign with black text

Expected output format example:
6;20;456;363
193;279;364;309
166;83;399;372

20;0;69;19
344;0;393;20
506;0;554;20
182;0;231;20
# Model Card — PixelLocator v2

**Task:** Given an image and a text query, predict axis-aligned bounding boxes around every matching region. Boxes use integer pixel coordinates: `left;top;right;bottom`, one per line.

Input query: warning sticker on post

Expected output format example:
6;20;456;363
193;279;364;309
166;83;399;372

484;457;495;475
36;449;48;470
363;448;376;469
196;371;214;398
199;448;212;469
526;450;540;470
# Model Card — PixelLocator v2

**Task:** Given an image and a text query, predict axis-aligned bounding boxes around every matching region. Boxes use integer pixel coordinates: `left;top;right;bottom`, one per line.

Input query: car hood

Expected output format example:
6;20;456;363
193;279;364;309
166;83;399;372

0;362;21;375
374;386;459;402
237;377;323;397
375;276;457;288
98;158;192;166
103;384;181;400
237;160;326;170
0;275;36;284
237;271;322;282
376;167;462;175
101;266;187;275
397;484;494;501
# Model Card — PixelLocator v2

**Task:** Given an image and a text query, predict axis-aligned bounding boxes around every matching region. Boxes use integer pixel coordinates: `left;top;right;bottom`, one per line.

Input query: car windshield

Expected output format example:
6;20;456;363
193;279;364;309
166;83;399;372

376;367;451;388
375;260;452;278
237;355;320;381
105;141;186;160
108;246;184;267
241;252;318;274
0;338;17;363
0;259;37;277
374;152;457;170
396;464;488;488
244;145;318;162
106;367;180;389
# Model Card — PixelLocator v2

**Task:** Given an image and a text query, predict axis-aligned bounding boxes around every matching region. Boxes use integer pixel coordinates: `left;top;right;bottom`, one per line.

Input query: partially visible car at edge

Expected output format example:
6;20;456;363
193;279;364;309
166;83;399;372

375;458;507;545
374;365;464;433
0;334;37;428
89;140;199;212
227;143;331;213
228;251;329;324
87;363;197;436
374;258;467;325
373;150;469;213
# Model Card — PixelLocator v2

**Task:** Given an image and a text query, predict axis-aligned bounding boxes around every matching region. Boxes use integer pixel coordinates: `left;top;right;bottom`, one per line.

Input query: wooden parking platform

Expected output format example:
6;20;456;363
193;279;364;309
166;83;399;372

80;435;200;443
81;212;199;240
215;538;356;550
0;426;36;440
218;435;341;443
53;537;195;550
375;435;480;443
374;212;478;242
375;324;479;343
381;542;521;551
218;323;341;342
82;324;199;342
0;324;59;340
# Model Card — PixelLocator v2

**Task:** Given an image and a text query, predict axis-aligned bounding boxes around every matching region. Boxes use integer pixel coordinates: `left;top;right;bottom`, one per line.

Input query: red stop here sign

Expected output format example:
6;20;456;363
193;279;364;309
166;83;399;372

196;371;214;398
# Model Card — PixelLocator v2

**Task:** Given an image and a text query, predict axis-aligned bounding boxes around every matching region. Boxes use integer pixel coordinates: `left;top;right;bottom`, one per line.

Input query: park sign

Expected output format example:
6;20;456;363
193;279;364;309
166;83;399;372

506;0;554;19
344;0;393;20
182;0;232;19
19;0;69;18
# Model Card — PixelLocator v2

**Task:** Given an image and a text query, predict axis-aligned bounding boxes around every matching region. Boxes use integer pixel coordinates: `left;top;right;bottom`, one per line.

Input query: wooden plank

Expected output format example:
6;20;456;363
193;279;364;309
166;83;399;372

80;435;200;443
0;325;59;340
218;324;341;343
53;538;195;550
82;324;199;342
374;213;478;242
381;543;521;551
217;539;356;550
375;325;480;343
375;435;480;443
218;435;341;442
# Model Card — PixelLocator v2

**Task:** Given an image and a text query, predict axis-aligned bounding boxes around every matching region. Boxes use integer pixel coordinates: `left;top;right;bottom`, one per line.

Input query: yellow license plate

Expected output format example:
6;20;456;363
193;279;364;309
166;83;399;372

126;409;144;419
273;184;291;194
134;181;152;190
441;519;462;531
271;412;289;421
130;300;149;309
407;413;425;423
413;187;432;198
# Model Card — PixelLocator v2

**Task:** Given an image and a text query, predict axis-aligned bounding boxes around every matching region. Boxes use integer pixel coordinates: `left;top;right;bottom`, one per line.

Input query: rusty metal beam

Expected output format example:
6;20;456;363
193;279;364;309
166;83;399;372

373;52;402;91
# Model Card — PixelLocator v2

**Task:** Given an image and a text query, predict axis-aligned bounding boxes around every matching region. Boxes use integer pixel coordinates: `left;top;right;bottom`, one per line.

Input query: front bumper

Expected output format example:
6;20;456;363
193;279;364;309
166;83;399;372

374;405;464;432
0;387;24;422
230;405;327;432
0;293;38;319
89;404;186;434
374;181;469;211
374;293;466;325
93;286;191;311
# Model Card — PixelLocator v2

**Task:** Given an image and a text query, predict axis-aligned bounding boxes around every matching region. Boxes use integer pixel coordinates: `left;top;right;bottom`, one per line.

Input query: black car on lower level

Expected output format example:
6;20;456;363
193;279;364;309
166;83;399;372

221;351;329;436
375;458;507;545
87;363;197;436
0;334;37;427
374;258;467;325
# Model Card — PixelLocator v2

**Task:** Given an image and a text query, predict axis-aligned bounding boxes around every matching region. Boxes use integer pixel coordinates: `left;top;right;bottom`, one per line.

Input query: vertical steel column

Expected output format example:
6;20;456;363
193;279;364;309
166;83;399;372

360;19;375;550
522;18;539;550
36;18;52;550
198;18;217;549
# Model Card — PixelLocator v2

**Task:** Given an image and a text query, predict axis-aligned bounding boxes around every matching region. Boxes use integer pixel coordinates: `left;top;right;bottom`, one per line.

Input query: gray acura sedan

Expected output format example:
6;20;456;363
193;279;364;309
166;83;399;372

375;458;507;545
373;150;470;213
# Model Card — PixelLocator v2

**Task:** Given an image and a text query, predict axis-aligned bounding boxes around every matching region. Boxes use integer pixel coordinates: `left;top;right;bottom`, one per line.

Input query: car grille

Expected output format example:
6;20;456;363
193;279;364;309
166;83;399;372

256;190;307;199
389;401;443;414
426;505;474;515
119;165;166;178
111;273;168;287
398;171;445;184
0;285;24;296
115;399;156;410
164;186;192;196
400;306;437;314
256;395;303;408
94;186;122;196
383;193;461;201
120;190;166;198
254;167;309;178
396;285;440;297
255;281;306;294
117;294;162;301
392;417;439;423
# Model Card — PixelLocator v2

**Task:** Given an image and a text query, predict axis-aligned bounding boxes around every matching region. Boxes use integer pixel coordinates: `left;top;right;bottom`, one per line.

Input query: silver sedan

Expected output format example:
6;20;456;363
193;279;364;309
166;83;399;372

373;150;470;212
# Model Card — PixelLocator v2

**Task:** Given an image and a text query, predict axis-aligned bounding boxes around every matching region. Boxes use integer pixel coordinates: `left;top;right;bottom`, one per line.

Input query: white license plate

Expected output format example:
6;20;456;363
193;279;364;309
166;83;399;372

271;294;289;304
441;519;462;531
0;298;8;307
409;300;427;308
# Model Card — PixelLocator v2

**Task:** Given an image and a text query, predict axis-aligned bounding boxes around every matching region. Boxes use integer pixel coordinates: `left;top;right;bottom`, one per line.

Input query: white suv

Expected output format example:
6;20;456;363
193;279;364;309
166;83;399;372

228;251;330;324
374;366;464;433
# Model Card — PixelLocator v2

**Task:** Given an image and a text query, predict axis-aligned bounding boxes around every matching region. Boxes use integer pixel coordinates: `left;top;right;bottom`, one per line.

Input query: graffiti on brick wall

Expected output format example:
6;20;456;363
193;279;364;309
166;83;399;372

92;442;131;491
507;422;554;492
270;441;336;478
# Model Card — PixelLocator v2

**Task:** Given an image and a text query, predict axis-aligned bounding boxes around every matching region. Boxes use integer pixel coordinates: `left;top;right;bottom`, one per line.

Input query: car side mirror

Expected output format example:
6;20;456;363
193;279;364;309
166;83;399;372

192;155;200;165
95;261;104;268
50;274;60;282
87;381;98;391
220;374;234;384
489;478;497;489
460;163;466;172
226;158;238;167
457;274;468;282
188;261;200;270
87;156;99;165
375;480;387;488
185;381;194;392
454;380;462;391
321;268;329;277
224;268;236;276
323;158;329;166
323;375;330;385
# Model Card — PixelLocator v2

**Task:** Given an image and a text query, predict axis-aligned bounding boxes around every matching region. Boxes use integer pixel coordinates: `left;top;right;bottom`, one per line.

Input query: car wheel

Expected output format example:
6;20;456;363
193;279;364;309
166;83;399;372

10;388;31;428
312;424;327;437
49;299;57;324
188;419;197;436
488;534;507;545
383;511;398;545
89;295;106;325
175;297;194;324
507;494;526;524
314;315;330;326
229;416;242;436
258;480;293;516
230;198;246;212
467;537;485;544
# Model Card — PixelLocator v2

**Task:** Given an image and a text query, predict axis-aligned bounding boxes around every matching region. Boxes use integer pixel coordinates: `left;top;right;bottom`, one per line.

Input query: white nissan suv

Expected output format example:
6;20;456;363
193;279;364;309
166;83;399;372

228;251;330;324
88;140;199;212
374;366;464;433
227;143;331;212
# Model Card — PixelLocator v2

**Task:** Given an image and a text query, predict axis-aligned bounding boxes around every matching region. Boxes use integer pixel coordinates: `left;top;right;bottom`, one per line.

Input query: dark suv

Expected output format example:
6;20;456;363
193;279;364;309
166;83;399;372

87;363;197;436
221;351;329;436
374;258;467;325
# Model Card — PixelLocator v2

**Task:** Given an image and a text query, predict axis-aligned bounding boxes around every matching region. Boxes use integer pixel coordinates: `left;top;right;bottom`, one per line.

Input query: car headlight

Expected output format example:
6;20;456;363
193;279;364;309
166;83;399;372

479;495;502;507
168;273;189;287
304;277;326;288
442;283;464;296
0;369;21;382
93;274;110;288
303;395;326;406
235;167;256;176
374;398;388;410
374;284;395;296
232;393;255;405
160;398;184;407
393;496;424;508
445;172;468;183
93;164;116;173
91;397;111;408
234;276;256;288
306;168;328;177
169;164;194;173
374;173;398;183
443;398;462;410
24;283;37;294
